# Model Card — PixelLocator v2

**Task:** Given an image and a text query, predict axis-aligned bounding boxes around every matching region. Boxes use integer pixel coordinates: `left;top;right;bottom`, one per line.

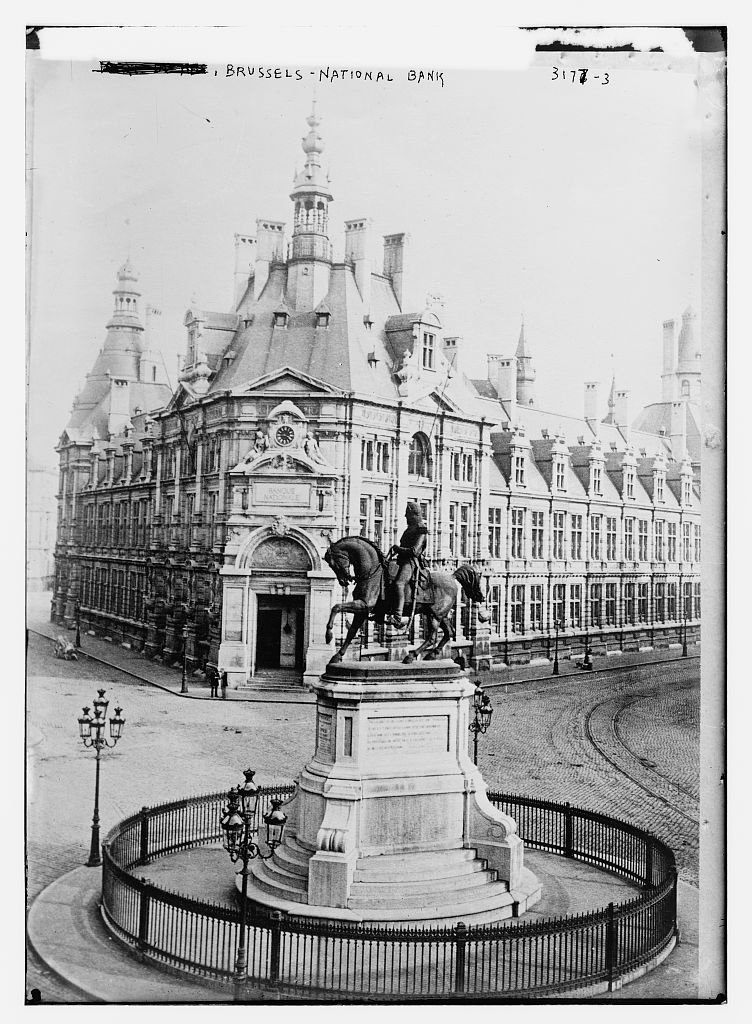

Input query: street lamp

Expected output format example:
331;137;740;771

77;689;125;867
552;619;561;676
682;583;689;658
74;600;81;649
468;683;494;766
220;768;288;998
180;624;189;693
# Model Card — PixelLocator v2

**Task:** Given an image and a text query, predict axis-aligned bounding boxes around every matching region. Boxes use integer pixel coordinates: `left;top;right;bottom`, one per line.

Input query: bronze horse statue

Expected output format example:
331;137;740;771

324;535;487;664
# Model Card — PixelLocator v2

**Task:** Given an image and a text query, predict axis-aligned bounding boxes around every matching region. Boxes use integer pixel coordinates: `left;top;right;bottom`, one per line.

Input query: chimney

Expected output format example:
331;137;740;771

670;400;687;459
584;381;599;425
255;219;286;298
233;233;257;308
107;378;131;437
662;318;677;402
344;218;372;314
443;336;461;374
383;233;410;311
614;389;630;436
488;354;517;423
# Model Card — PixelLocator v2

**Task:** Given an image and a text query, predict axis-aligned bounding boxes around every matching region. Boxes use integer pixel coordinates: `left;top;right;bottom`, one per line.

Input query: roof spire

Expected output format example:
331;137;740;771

515;314;527;359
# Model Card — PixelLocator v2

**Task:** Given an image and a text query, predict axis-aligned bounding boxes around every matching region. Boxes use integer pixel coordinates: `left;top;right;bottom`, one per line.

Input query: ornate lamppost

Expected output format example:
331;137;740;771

468;682;494;766
180;623;189;693
220;769;288;998
682;582;689;658
552;618;561;676
77;690;126;867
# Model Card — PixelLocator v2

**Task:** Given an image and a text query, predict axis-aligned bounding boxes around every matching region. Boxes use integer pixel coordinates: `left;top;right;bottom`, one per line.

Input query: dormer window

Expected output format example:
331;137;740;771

316;311;330;329
363;316;373;331
655;475;665;502
591;463;602;496
422;332;435;370
514;453;526;486
625;465;635;499
682;479;692;505
273;311;288;328
555;460;566;491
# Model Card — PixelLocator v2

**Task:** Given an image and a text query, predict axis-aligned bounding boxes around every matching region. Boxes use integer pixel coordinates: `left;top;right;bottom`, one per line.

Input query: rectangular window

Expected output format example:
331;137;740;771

624;582;635;624
459;504;471;558
605;583;617;625
511;508;525;559
590;515;601;560
530;584;543;630
592;463;602;496
668;582;677;620
450;452;460;481
422;331;435;369
683;479;692;505
570;514;583;560
113;502;121;546
683;581;693;620
555;460;566;491
553;583;566;626
656;475;665;502
654;520;665;561
488;584;502;635
694;524;701;563
359;496;369;537
373;498;385;549
514;454;525;486
361;439;374;472
606;517;617;561
638;582;649;622
510;584;525;633
590;583;602;627
625;466;635;499
488;507;503;559
375;441;390;474
667;522;677;561
463;454;474;483
638;520;648;561
569;584;582;627
694;582;701;619
531;511;544;559
624;517;634;560
449;502;458;557
164;495;173;524
683;522;692;562
553;511;565;560
655;582;666;622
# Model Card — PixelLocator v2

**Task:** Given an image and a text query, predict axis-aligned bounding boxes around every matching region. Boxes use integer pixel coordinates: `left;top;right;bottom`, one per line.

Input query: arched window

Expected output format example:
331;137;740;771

408;432;433;480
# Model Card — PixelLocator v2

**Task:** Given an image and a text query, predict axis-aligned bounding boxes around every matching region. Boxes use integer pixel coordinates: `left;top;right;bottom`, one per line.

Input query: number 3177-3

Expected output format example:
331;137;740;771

551;68;610;85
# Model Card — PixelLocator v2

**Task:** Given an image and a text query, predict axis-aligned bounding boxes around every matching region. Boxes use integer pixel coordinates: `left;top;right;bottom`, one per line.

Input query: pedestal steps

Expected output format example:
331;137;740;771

353;847;483;883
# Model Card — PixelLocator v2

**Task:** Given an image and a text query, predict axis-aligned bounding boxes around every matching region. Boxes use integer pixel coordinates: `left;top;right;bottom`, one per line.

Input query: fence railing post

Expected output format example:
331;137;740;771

453;922;467;995
605;901;617;990
139;806;150;866
564;801;573;858
269;910;283;987
137;880;151;962
645;839;654;886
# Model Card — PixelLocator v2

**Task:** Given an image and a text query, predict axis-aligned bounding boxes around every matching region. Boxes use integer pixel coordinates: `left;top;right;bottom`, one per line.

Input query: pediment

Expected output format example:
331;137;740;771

238;366;341;397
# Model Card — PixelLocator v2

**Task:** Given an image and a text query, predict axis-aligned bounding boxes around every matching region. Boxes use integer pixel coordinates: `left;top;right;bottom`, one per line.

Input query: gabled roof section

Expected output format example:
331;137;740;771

237;366;342;396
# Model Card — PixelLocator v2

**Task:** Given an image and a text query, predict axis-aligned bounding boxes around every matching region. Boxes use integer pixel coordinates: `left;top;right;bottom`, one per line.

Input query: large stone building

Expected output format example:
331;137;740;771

52;106;701;688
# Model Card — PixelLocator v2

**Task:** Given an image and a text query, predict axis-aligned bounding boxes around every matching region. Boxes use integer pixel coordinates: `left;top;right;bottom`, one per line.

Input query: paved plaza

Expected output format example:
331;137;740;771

25;628;701;1002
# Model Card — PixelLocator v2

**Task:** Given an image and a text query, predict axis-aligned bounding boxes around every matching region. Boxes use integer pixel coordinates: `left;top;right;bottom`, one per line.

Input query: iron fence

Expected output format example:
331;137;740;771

101;787;677;998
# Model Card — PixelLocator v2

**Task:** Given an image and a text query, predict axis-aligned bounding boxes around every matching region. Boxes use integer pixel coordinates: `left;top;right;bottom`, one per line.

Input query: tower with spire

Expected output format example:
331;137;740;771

515;317;536;406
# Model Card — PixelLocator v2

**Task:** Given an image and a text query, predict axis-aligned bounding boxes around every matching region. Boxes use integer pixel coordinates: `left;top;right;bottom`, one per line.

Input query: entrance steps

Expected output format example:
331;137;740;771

247;837;523;926
238;669;303;691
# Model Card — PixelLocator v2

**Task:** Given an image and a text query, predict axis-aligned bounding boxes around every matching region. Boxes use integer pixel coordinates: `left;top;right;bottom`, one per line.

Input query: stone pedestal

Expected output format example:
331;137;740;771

246;659;540;925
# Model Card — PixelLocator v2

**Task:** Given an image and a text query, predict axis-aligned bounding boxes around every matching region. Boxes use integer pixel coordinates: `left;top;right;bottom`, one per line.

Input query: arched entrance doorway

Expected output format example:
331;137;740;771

250;536;312;674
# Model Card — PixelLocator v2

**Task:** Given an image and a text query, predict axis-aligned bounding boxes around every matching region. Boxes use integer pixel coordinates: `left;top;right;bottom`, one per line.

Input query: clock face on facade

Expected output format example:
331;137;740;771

275;424;295;447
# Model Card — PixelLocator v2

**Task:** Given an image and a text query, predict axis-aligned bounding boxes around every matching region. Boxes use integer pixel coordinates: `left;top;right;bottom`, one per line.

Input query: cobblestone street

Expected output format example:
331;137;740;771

26;631;700;1001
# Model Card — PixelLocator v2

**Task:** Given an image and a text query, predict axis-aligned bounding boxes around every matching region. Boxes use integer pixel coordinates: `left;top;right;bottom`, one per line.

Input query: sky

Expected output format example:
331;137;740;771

27;48;707;465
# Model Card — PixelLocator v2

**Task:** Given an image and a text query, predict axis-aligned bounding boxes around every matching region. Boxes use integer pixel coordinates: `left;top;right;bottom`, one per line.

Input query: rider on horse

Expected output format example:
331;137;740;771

386;501;428;628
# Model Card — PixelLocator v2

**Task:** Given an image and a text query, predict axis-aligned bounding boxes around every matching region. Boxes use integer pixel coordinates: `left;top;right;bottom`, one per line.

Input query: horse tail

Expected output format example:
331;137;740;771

453;564;486;604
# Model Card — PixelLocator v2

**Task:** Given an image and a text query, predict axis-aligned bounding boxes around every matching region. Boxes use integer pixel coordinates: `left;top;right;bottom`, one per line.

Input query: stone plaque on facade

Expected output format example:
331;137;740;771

253;482;310;506
224;588;243;642
366;715;450;755
317;712;333;756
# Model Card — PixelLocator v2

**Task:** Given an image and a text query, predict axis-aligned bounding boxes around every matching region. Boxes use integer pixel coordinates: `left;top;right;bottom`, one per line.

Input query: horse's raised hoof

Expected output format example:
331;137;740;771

402;653;415;665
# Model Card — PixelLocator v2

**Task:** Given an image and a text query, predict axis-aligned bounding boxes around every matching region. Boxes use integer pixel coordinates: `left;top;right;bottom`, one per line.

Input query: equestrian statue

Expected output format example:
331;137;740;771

324;501;487;664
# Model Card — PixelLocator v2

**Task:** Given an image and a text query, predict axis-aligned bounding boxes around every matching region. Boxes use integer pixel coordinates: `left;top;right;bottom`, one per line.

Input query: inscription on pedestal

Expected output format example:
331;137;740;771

367;715;450;755
317;712;333;756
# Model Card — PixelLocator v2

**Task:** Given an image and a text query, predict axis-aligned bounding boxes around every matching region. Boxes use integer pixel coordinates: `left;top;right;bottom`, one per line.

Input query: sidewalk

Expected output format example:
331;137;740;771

27;854;698;1003
28;593;698;704
27;595;314;705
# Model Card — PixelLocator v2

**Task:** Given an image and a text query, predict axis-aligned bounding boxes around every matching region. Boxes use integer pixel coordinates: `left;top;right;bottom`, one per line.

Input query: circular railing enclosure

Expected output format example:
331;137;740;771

101;787;677;1000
